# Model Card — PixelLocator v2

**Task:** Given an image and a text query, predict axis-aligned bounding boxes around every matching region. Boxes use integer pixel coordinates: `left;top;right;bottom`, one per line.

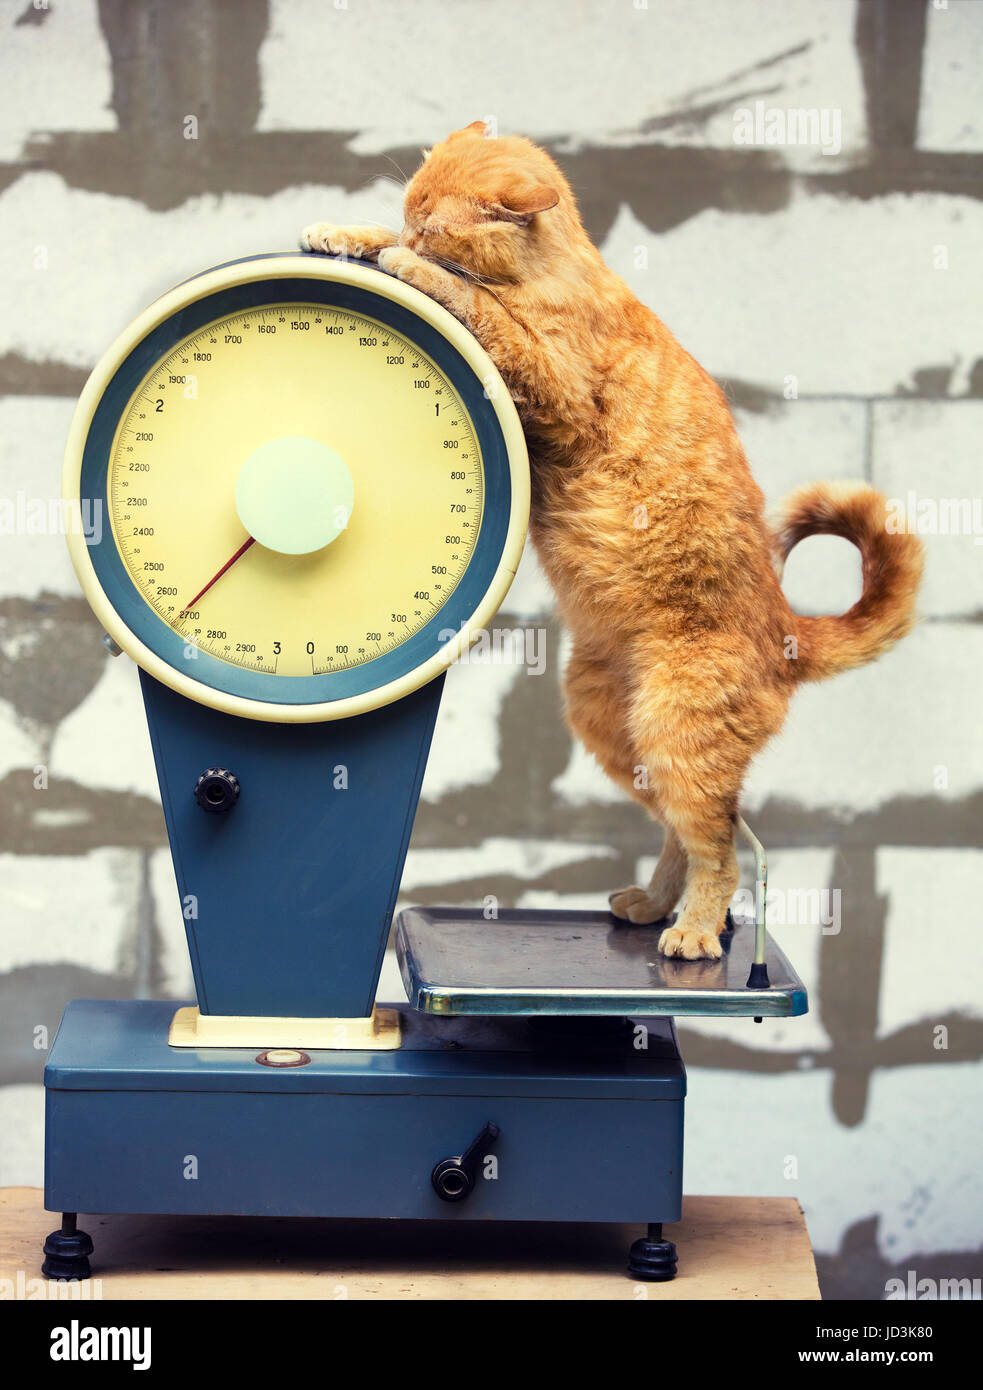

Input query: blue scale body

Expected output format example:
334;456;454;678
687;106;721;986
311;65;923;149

45;1000;685;1224
44;676;686;1229
139;670;443;1019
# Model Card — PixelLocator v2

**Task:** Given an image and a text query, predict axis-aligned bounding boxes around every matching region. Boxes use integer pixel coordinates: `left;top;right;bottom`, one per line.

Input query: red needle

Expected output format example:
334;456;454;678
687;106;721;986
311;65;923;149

181;536;255;613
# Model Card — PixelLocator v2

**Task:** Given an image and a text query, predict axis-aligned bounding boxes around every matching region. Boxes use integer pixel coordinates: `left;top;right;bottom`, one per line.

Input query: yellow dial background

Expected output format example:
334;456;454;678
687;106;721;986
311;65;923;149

107;303;483;677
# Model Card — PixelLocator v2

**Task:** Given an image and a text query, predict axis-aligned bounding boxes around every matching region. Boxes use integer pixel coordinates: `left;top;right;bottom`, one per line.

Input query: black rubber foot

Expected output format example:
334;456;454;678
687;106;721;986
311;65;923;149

746;960;771;988
42;1224;93;1281
628;1234;678;1281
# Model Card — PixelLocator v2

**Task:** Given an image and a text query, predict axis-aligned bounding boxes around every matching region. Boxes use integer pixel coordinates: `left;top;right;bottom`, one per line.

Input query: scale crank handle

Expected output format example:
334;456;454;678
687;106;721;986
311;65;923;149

430;1121;499;1203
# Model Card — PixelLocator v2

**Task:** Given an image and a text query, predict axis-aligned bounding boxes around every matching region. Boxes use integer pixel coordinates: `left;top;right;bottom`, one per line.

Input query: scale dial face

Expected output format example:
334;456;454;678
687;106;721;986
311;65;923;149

65;256;529;722
108;304;483;677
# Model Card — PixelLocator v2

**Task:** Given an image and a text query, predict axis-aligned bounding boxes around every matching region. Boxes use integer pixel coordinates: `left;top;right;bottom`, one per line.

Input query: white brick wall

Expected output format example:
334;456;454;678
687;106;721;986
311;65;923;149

0;397;82;598
259;0;866;161
0;0;115;162
872;401;983;620
0;0;979;1294
744;623;983;814
602;193;983;396
685;1060;983;1263
0;848;142;973
0;174;404;366
876;847;983;1039
919;0;983;152
49;657;160;798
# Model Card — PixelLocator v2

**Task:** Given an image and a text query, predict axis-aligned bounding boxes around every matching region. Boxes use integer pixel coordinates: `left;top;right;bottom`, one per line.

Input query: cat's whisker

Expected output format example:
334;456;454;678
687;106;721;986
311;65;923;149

353;174;405;230
423;254;526;323
370;173;408;198
428;252;497;286
378;153;410;186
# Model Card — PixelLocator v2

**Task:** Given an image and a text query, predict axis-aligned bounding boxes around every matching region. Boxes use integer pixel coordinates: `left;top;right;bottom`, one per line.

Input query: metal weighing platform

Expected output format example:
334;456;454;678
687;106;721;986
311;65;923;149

397;907;808;1019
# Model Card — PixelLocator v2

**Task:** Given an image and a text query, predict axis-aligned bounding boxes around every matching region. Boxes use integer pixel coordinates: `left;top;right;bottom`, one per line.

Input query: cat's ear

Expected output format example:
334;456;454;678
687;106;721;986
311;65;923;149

496;182;559;223
449;120;491;141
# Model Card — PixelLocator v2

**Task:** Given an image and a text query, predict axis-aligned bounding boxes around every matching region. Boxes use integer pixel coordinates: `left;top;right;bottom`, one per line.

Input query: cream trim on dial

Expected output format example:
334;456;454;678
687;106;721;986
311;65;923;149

63;254;530;722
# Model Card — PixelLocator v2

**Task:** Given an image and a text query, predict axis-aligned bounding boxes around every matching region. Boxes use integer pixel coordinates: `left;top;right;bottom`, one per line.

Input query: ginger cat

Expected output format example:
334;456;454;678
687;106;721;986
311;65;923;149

301;122;923;961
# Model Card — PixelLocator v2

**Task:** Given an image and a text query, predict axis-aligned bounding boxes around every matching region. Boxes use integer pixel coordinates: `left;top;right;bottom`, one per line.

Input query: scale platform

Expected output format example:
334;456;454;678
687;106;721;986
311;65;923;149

396;907;808;1019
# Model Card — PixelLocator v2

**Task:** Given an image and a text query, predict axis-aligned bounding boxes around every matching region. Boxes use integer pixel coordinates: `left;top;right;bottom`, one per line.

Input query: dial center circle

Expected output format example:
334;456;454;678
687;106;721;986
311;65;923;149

235;436;354;555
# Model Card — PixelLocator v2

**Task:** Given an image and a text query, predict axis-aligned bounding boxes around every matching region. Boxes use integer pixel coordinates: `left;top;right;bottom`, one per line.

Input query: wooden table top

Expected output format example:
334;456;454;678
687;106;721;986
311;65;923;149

3;1189;820;1300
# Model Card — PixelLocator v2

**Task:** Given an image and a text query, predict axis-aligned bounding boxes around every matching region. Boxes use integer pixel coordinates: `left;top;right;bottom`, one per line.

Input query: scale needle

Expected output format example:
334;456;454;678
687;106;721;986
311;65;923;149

181;536;255;613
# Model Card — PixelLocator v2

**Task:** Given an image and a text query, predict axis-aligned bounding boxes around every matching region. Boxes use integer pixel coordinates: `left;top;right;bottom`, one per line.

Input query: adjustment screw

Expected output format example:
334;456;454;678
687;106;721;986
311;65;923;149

194;767;240;814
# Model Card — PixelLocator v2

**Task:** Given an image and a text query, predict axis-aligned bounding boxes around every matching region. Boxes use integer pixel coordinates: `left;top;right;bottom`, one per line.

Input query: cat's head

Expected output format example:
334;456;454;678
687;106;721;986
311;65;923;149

399;122;573;281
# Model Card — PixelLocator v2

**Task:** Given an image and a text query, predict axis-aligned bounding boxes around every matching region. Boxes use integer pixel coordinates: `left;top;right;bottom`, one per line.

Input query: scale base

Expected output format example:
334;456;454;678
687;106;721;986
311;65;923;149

167;1004;402;1050
44;999;684;1280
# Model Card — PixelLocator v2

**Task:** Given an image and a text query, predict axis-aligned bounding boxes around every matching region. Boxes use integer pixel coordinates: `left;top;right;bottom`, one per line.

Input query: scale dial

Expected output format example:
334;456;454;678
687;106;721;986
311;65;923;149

108;303;484;676
65;255;529;721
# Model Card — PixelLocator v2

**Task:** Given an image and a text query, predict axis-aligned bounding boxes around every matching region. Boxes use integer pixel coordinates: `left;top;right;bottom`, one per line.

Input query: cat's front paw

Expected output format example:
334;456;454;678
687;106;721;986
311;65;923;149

658;925;723;961
300;222;395;262
378;246;471;320
609;886;675;924
377;245;424;280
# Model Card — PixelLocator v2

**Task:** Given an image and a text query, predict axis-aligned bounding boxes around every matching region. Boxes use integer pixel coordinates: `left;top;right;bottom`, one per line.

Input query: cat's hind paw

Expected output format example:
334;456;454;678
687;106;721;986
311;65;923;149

657;925;723;960
609;885;675;925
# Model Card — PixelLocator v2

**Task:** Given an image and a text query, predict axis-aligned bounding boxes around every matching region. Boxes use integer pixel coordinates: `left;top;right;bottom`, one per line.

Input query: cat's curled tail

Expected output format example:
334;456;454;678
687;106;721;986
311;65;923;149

772;481;924;682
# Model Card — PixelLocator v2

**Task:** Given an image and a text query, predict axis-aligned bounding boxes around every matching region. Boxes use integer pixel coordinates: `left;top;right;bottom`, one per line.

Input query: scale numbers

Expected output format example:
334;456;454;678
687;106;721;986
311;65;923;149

107;304;484;676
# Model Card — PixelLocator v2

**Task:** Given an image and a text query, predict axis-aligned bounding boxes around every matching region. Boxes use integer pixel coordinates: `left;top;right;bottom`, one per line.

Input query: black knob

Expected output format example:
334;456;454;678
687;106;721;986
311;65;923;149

431;1121;499;1203
194;767;240;814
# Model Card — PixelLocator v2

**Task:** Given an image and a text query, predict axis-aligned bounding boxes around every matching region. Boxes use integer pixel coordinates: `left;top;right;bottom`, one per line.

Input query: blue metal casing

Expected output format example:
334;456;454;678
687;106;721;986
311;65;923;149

141;670;443;1019
44;1000;686;1224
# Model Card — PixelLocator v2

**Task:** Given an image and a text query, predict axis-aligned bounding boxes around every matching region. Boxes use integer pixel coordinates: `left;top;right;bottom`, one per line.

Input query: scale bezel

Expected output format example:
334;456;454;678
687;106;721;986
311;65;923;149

63;253;529;723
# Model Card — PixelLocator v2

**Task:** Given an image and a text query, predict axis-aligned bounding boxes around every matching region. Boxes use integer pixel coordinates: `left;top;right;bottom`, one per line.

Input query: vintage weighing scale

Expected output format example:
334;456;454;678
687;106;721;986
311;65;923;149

43;252;807;1283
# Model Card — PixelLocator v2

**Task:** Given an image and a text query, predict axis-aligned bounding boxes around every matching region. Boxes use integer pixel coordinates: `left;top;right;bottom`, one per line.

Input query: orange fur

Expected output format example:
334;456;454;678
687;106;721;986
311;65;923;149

302;125;924;959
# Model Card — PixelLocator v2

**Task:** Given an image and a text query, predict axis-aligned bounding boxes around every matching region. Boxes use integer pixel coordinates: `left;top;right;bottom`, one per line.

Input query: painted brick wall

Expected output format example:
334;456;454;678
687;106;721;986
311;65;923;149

0;0;980;1299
